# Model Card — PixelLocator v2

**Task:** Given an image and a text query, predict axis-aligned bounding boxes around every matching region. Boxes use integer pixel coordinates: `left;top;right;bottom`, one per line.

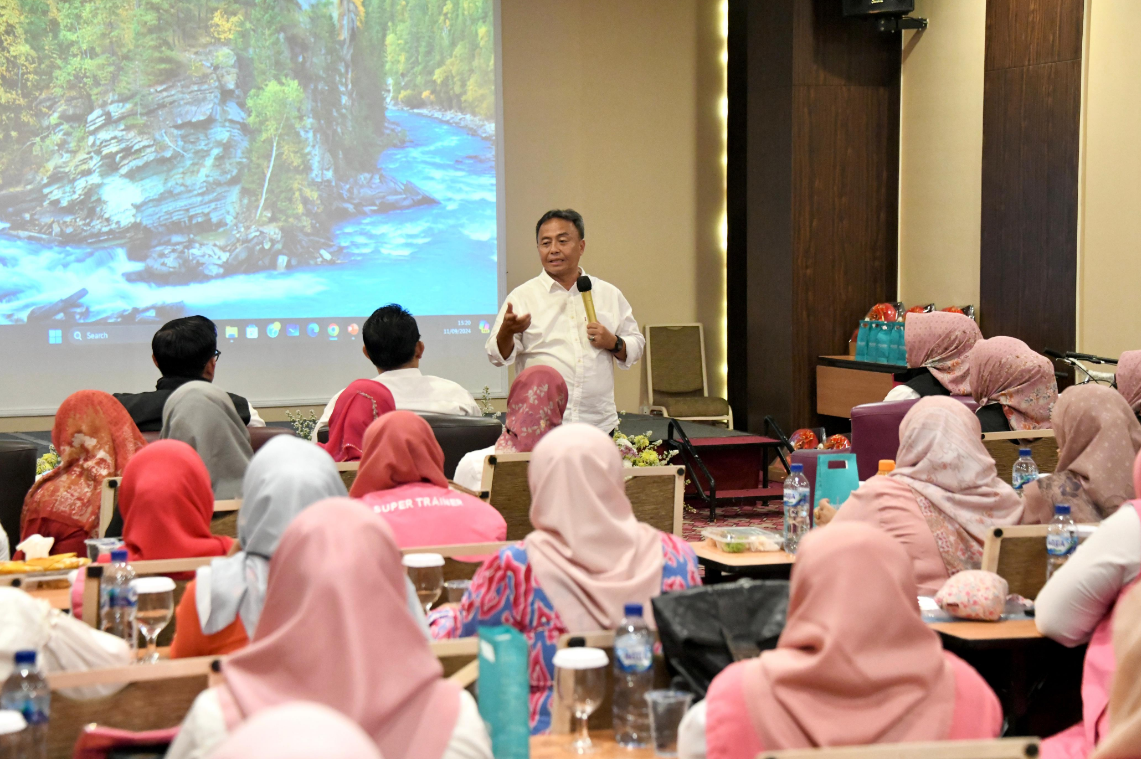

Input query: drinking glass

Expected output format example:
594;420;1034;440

645;690;694;757
131;577;175;664
553;648;609;754
402;553;445;613
444;579;471;604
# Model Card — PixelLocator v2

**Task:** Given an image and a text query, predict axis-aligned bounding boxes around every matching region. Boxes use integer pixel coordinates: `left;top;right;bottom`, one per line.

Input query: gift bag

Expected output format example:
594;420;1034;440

814;454;859;510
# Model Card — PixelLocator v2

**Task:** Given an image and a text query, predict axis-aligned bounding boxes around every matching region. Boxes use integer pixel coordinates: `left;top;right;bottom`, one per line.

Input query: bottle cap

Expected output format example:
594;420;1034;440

790;463;803;473
1019;448;1032;456
878;460;896;473
1055;504;1071;515
13;650;35;665
624;603;644;617
110;549;128;562
553;647;608;670
0;711;27;736
401;553;445;568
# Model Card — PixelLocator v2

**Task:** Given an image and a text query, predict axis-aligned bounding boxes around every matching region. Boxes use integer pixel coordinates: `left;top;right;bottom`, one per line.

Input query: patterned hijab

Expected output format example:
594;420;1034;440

322;380;397;462
1117;351;1141;414
161;381;253;499
904;312;982;396
496;366;568;453
1026;384;1141;523
968;337;1058;430
21;390;147;538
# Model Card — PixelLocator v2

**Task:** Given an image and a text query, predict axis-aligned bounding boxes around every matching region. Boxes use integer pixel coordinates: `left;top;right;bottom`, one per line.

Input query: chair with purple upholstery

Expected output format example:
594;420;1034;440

849;397;977;481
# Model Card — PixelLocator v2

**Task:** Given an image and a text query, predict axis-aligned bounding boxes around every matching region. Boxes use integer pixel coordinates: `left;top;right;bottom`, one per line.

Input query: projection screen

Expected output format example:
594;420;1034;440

0;0;506;415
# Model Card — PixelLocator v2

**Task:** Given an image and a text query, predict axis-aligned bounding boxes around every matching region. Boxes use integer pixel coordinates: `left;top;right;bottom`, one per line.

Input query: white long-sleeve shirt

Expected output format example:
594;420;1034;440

1035;506;1141;647
313;368;482;439
486;269;644;432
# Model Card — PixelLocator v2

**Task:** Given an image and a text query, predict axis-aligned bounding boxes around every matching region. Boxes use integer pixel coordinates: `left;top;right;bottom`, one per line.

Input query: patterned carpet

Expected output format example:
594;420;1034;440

682;500;784;541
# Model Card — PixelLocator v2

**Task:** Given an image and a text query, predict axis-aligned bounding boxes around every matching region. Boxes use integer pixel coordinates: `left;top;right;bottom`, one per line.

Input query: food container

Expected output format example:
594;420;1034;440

701;526;783;553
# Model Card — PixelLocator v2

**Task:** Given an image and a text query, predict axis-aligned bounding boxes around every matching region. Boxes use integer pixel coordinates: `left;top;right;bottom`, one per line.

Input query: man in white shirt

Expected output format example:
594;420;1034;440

486;209;644;432
313;304;481;439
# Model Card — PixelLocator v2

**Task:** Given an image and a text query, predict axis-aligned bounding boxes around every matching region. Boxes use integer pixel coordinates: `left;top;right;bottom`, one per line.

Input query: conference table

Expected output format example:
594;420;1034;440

689;541;795;583
531;732;651;759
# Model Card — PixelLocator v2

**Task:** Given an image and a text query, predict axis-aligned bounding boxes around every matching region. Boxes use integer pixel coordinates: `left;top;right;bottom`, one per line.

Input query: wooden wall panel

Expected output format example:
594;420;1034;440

979;0;1082;354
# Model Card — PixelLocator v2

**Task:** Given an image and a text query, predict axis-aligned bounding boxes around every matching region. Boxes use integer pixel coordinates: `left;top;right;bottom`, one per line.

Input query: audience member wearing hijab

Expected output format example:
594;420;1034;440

1116;351;1141;419
453;366;569;491
1091;584;1141;759
350;411;506;551
19;390;147;556
165;499;492;759
1035;451;1141;759
430;424;702;734
968;336;1058;433
827;397;1022;594
321;379;396;462
884;312;983;402
170;436;346;659
210;702;384;759
676;523;1001;759
161;380;253;499
1023;385;1141;525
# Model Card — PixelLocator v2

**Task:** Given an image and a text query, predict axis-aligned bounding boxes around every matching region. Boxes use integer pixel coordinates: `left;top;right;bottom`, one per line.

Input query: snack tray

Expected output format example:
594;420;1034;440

701;526;783;553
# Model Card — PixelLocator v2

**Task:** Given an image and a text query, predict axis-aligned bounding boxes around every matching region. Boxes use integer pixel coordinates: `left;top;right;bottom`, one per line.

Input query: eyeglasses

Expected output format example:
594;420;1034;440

213;349;222;361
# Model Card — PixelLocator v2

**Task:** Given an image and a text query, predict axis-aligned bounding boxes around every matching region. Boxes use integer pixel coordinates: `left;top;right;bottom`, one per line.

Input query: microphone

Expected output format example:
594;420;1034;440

577;275;597;324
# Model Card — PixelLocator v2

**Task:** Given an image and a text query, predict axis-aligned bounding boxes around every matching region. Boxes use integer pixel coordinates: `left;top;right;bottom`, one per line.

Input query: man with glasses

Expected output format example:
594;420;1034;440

114;315;265;431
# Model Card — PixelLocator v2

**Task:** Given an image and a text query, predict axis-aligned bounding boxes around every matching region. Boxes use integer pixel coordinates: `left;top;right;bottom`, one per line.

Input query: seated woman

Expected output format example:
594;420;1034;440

884;311;982;402
165;499;493;759
453;365;568;491
349;411;507;549
968;336;1058;433
320;379;396;462
19;390;147;556
170;436;347;659
828;396;1022;594
1034;451;1141;759
0;586;133;700
1085;584;1141;759
430;424;702;734
676;522;1002;759
1116;350;1141;421
161;381;253;499
1022;385;1141;525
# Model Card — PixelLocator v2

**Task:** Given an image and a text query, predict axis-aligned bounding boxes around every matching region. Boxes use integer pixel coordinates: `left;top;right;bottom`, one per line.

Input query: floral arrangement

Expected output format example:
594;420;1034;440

613;425;678;468
286;410;318;440
35;445;60;476
479;385;498;417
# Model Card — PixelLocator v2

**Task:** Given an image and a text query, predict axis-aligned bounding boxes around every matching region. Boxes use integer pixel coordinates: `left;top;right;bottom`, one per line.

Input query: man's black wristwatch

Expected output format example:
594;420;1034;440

610;335;625;355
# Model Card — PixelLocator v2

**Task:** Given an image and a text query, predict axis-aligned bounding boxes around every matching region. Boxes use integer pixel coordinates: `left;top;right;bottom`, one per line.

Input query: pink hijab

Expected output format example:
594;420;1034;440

524;424;664;631
211;702;383;759
496;366;568;453
1117;351;1141;414
349;412;448;497
904;312;982;395
1024;384;1141;524
322;380;397;462
741;522;957;749
219;498;460;759
968;336;1058;430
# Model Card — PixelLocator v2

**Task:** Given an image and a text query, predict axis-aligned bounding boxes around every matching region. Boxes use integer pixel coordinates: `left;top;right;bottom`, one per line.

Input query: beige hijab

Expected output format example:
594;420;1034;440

1092;583;1141;759
524;424;664;631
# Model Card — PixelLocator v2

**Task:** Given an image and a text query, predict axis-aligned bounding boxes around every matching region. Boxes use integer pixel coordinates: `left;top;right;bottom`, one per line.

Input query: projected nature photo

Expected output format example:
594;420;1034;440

0;0;498;325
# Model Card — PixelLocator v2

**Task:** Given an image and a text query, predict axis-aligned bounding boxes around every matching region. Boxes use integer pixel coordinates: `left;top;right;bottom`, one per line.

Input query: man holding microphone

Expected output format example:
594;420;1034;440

486;209;645;433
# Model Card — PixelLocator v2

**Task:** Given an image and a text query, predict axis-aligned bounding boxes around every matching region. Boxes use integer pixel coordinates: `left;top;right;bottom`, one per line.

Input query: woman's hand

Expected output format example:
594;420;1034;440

814;498;837;527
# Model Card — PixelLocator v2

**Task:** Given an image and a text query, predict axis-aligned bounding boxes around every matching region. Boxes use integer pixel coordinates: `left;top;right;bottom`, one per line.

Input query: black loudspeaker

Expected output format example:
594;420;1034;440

841;0;915;17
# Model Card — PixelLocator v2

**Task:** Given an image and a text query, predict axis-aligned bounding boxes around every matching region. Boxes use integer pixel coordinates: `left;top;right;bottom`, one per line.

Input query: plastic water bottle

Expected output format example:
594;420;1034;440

1046;504;1077;581
783;463;811;554
100;549;138;652
1;651;50;759
613;603;654;748
1012;449;1040;496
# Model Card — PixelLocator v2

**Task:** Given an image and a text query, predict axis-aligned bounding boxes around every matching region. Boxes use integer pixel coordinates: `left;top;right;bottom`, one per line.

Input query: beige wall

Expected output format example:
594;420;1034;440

500;0;726;415
1077;1;1141;356
897;0;986;308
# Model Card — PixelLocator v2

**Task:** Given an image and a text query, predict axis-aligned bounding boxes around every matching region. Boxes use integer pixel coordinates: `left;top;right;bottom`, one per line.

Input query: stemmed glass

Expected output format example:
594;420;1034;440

131;577;175;664
402;553;445;613
553;647;609;754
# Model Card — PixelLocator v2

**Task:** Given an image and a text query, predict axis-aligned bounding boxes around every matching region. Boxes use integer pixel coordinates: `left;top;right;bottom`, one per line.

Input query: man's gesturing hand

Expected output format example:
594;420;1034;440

496;302;531;359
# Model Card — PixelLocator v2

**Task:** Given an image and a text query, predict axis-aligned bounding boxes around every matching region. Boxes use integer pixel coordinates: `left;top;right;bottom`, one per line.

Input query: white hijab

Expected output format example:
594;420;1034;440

198;436;347;637
161;380;253;499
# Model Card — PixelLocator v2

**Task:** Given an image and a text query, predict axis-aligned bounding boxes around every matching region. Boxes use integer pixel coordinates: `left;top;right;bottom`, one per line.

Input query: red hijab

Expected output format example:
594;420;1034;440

119;439;232;572
322;380;397;462
21;390;147;539
349;411;448;497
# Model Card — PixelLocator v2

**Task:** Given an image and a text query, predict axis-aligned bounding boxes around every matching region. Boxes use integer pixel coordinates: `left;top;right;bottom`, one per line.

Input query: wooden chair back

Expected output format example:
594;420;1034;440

548;630;671;734
403;541;512;583
482;453;685;540
758;738;1040;759
981;430;1058;486
980;524;1050;599
98;477;242;539
338;461;360;491
79;559;214;645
